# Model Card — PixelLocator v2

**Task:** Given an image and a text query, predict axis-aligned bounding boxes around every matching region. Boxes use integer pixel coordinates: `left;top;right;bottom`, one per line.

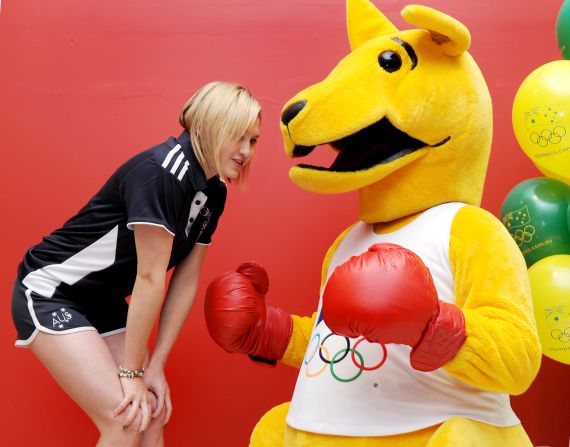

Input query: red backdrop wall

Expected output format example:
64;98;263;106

0;0;568;446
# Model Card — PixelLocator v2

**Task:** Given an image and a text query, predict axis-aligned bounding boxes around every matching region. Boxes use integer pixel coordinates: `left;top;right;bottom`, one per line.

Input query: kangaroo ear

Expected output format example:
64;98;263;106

401;5;470;56
347;0;399;51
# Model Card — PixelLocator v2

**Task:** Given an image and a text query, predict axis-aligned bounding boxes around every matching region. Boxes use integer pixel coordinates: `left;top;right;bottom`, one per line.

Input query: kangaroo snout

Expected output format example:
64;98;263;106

281;100;307;126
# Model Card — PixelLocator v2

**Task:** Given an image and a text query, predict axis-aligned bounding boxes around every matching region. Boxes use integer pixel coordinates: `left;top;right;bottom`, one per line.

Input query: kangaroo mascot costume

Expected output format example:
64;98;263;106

205;1;542;445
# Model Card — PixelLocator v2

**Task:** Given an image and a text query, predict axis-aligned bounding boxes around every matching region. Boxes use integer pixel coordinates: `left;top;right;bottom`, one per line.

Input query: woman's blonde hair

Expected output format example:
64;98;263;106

179;81;261;184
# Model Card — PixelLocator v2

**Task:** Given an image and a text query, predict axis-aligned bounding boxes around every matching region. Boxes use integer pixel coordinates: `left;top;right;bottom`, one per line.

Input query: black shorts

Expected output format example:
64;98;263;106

11;279;129;347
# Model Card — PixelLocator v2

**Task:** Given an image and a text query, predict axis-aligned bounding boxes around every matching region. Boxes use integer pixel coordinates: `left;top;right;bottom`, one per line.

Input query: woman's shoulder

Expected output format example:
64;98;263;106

115;136;190;183
140;136;182;167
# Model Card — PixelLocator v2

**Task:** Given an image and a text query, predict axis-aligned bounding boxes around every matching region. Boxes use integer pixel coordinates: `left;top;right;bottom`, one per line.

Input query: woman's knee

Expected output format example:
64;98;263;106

137;393;166;447
146;392;167;431
96;406;145;447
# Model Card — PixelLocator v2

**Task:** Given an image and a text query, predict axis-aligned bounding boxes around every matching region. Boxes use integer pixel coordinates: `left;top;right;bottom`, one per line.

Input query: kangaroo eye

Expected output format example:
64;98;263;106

378;51;402;73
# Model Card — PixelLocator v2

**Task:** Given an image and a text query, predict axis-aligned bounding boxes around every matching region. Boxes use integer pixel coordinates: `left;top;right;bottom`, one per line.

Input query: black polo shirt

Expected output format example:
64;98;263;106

18;131;226;300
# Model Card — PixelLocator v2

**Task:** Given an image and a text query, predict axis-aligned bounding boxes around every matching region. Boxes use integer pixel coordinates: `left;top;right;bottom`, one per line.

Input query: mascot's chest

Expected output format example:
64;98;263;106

286;202;493;436
326;202;465;302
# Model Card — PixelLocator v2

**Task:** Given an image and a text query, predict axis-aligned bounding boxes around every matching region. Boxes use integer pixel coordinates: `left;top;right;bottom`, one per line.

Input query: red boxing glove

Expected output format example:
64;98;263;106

410;300;466;372
204;262;292;366
322;243;466;371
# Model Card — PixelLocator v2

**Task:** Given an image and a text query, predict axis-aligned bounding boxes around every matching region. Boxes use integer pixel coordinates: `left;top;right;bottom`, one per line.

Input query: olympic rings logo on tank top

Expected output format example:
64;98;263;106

304;332;388;383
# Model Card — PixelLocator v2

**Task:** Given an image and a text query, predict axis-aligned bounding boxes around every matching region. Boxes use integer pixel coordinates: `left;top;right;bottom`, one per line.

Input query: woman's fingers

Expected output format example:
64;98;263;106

151;390;165;419
122;397;141;429
139;395;151;434
164;389;173;426
113;395;131;418
117;376;152;431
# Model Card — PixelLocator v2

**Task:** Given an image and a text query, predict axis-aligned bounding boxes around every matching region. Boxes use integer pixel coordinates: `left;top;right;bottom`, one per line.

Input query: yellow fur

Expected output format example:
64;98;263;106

282;314;317;369
250;1;540;445
401;5;470;56
444;206;541;394
253;207;540;446
282;2;492;223
251;404;532;447
347;0;398;50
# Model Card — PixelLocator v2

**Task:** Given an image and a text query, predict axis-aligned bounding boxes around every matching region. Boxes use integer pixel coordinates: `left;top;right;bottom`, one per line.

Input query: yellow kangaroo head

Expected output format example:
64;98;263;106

281;0;492;223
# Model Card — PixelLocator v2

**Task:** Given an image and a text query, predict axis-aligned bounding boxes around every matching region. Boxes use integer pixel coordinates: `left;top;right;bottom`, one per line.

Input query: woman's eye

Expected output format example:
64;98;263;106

378;51;402;73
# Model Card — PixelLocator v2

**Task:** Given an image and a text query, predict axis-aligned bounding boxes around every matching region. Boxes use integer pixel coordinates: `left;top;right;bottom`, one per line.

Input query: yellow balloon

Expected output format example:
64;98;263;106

512;60;570;185
528;254;570;364
534;164;570;185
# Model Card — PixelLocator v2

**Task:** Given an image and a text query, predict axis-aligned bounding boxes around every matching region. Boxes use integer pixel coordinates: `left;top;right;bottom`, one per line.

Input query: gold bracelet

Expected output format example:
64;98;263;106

117;366;144;379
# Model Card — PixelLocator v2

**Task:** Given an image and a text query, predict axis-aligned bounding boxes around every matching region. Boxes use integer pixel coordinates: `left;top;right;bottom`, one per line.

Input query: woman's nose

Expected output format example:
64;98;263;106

239;141;252;157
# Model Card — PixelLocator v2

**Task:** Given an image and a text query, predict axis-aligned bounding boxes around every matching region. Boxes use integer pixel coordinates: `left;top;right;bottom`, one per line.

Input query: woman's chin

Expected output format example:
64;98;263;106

221;169;240;180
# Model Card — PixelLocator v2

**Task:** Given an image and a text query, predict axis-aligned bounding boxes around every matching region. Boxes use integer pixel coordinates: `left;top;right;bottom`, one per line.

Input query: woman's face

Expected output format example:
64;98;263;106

219;117;260;180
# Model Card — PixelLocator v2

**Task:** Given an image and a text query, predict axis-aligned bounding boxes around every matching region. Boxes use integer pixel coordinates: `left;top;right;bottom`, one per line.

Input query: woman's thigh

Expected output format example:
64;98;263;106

30;330;125;429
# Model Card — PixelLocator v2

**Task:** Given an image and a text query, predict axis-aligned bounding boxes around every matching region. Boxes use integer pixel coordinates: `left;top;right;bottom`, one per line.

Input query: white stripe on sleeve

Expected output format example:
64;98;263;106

162;144;182;168
170;152;185;175
177;160;190;181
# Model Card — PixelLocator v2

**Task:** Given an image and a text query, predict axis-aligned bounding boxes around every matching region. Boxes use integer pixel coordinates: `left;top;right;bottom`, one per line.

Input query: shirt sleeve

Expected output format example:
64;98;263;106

196;181;227;245
119;158;186;236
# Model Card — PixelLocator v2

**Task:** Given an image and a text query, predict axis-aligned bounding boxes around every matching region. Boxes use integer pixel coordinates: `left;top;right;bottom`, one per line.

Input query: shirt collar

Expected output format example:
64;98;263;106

177;131;208;191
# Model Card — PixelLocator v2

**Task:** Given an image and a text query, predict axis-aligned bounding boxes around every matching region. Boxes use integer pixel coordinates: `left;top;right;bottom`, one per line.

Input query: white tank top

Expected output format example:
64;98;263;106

286;203;519;436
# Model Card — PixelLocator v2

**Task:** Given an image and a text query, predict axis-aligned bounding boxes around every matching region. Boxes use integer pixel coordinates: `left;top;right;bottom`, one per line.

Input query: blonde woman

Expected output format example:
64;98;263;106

11;81;261;447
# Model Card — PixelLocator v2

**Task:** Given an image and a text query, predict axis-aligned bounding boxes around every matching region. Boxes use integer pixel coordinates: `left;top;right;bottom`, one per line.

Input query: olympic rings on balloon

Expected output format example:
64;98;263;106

529;126;567;147
554;125;567;138
351;337;388;371
550;327;570;343
319;332;350;364
512;225;536;245
330;348;364;383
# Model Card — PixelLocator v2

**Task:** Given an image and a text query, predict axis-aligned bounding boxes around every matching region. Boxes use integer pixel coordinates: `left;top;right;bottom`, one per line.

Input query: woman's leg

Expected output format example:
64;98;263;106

30;330;143;447
104;332;165;447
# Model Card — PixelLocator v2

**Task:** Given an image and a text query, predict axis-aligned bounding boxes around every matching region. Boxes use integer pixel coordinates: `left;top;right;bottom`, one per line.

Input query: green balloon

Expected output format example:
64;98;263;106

557;0;570;59
500;177;570;267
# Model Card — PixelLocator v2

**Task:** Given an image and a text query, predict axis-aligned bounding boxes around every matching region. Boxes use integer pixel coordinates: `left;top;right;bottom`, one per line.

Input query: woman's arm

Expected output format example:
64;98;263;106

115;224;173;432
125;225;174;369
151;243;208;367
144;243;208;423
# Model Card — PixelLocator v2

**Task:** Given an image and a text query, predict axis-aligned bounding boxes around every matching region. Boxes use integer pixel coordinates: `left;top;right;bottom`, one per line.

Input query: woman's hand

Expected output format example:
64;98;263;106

114;377;151;434
117;224;172;433
144;363;173;426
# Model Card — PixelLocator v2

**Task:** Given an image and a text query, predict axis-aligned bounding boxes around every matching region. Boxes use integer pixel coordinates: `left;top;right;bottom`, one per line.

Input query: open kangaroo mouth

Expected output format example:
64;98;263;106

292;118;450;172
